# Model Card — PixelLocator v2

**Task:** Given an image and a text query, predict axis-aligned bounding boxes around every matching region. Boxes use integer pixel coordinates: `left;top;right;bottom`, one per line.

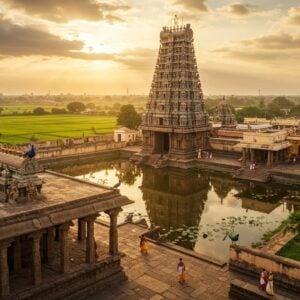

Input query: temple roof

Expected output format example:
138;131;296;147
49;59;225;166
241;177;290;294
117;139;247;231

0;171;133;241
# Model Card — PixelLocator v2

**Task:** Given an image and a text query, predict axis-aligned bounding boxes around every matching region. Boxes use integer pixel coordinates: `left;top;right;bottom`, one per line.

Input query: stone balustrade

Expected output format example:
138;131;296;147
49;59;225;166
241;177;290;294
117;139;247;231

229;244;300;293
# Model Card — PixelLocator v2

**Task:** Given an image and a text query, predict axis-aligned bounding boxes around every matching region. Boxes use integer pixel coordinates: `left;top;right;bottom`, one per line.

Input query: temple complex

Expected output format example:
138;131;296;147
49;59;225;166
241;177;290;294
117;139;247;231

140;23;210;161
0;153;132;299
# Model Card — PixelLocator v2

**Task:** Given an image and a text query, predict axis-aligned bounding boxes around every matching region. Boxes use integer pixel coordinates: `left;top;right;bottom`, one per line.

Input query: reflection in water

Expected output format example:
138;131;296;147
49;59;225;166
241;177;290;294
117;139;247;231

55;159;299;261
141;166;210;250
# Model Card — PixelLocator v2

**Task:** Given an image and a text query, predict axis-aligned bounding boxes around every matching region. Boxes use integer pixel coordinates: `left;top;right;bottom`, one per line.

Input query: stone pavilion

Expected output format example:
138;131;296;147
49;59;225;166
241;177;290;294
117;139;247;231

0;153;132;299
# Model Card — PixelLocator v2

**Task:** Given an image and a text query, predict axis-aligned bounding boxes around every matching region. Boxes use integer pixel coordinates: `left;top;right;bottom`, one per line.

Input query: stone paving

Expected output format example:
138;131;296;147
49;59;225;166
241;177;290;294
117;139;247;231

89;222;234;300
89;222;299;300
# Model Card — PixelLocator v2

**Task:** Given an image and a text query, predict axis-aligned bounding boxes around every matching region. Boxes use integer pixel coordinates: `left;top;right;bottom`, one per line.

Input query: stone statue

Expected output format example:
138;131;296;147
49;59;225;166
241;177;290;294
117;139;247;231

7;180;19;204
26;180;37;202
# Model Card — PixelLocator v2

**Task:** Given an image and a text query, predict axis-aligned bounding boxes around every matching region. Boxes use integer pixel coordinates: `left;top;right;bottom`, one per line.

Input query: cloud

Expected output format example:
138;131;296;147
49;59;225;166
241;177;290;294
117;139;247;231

0;15;157;70
240;33;300;50
5;0;131;23
225;3;256;16
172;0;208;12
213;33;300;63
115;48;157;70
286;6;300;26
0;15;119;60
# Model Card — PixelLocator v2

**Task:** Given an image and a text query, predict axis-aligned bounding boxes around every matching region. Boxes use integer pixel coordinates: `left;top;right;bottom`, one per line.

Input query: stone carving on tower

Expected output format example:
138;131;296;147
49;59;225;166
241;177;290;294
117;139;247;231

141;23;211;160
0;145;43;203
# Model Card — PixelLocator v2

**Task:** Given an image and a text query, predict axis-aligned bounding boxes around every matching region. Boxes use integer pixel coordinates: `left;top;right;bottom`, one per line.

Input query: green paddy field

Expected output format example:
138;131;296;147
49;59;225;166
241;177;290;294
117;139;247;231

0;115;117;144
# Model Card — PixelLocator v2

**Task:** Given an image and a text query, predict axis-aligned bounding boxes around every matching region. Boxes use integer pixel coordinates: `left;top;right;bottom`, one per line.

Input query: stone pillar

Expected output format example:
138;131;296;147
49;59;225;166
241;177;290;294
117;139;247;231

105;208;122;256
13;237;22;271
250;149;254;163
46;227;55;263
242;148;246;167
267;151;273;168
0;241;11;297
77;218;86;241
59;222;72;273
274;151;279;164
30;232;42;286
85;215;97;264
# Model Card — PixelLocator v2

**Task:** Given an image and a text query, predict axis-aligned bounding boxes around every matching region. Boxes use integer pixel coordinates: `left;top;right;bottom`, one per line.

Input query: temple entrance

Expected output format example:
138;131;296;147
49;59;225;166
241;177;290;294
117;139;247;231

153;132;169;155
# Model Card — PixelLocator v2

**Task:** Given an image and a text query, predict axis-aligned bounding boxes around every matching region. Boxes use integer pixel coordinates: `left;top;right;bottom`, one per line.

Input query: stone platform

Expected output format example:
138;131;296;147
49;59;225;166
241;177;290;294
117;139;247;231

89;223;298;300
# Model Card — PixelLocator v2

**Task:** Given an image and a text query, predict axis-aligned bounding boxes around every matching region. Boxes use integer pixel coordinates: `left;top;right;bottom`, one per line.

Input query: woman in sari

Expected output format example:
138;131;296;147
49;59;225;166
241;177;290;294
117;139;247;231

260;269;268;291
177;258;186;284
140;235;148;254
266;272;274;296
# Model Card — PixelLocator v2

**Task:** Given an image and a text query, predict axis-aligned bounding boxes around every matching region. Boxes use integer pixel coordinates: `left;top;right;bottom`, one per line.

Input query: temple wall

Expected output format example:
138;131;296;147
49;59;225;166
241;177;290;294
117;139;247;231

209;138;241;153
35;142;127;160
229;244;300;293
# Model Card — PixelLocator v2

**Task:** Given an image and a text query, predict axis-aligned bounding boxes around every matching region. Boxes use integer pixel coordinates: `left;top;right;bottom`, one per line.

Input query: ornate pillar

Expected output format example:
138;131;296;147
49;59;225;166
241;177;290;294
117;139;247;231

85;215;98;264
0;240;11;297
77;218;86;241
105;208;122;256
13;237;22;271
30;232;42;286
59;222;72;273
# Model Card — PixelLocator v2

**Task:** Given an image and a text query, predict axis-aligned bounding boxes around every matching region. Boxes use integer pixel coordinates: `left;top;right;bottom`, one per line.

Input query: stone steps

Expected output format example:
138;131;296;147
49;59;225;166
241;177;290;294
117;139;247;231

229;279;293;300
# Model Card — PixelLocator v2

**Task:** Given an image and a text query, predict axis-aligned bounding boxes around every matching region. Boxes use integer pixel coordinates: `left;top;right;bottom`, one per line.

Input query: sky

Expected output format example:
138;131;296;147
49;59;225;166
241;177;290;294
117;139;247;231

0;0;299;95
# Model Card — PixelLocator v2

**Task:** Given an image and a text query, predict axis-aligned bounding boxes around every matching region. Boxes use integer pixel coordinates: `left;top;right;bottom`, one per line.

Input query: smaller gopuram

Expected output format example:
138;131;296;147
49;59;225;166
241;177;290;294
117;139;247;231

214;98;237;127
140;22;211;163
0;151;132;299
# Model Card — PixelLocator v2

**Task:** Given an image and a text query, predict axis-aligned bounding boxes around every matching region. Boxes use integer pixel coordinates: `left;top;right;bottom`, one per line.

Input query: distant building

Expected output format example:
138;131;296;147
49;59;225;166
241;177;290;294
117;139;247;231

114;127;138;143
235;129;290;167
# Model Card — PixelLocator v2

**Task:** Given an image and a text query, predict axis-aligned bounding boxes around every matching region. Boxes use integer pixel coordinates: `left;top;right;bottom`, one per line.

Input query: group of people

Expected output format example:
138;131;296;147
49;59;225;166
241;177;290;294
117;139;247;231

140;235;186;284
198;149;213;160
141;236;276;293
260;269;274;296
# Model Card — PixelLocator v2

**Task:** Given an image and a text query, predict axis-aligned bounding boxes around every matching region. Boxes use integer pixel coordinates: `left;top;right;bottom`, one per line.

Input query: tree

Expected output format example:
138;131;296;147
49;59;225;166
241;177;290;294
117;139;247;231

290;105;300;117
267;97;294;118
86;103;96;109
0;107;3;114
33;107;46;115
117;104;142;129
236;106;264;122
51;108;68;114
67;102;86;113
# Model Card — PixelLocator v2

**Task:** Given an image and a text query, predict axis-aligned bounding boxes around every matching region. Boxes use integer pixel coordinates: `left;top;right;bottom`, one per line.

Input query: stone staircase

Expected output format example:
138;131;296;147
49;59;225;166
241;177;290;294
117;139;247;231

234;167;271;183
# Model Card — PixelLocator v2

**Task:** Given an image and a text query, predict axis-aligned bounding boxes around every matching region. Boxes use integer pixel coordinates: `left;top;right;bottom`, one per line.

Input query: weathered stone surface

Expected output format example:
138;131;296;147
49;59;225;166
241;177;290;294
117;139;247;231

136;275;169;294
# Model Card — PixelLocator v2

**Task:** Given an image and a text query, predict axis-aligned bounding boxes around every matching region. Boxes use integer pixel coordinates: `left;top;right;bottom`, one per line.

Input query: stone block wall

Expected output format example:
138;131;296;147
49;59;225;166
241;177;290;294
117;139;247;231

229;244;300;293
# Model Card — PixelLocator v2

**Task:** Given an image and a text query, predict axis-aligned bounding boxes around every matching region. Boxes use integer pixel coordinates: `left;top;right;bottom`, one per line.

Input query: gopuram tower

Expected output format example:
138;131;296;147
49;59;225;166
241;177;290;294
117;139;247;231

141;23;210;161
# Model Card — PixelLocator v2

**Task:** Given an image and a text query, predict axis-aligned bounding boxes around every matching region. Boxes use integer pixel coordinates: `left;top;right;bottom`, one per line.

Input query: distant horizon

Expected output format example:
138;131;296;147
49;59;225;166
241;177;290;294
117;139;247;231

1;93;299;97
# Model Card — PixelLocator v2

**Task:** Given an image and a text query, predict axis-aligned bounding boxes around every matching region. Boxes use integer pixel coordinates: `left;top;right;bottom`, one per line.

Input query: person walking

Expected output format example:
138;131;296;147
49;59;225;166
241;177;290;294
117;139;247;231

266;271;274;296
177;258;186;284
260;269;268;291
139;235;148;254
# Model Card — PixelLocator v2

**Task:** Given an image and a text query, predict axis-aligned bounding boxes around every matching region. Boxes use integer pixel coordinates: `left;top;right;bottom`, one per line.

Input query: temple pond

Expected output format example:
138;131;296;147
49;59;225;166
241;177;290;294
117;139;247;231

54;159;300;261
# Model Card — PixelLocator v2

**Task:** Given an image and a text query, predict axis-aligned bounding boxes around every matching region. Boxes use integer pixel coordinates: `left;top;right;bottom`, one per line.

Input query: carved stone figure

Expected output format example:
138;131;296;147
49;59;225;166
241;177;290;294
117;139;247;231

7;180;19;204
26;180;37;202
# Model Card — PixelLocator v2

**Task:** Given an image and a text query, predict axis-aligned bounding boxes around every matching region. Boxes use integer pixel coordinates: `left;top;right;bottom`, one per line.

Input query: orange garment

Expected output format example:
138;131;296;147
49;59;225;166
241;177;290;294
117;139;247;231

177;263;186;283
140;238;148;254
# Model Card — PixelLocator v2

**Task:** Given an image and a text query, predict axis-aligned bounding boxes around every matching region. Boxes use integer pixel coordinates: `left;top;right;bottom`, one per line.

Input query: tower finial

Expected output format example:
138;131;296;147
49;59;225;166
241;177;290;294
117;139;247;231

173;15;179;27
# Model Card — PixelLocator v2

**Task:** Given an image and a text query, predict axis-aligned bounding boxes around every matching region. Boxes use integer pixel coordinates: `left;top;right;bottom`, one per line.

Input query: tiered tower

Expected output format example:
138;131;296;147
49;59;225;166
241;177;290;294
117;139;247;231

141;24;210;160
214;98;237;127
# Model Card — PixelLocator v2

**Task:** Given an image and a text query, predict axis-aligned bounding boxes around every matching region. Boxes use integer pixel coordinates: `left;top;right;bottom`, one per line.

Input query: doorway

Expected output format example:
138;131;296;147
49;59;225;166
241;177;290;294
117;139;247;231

153;132;169;155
